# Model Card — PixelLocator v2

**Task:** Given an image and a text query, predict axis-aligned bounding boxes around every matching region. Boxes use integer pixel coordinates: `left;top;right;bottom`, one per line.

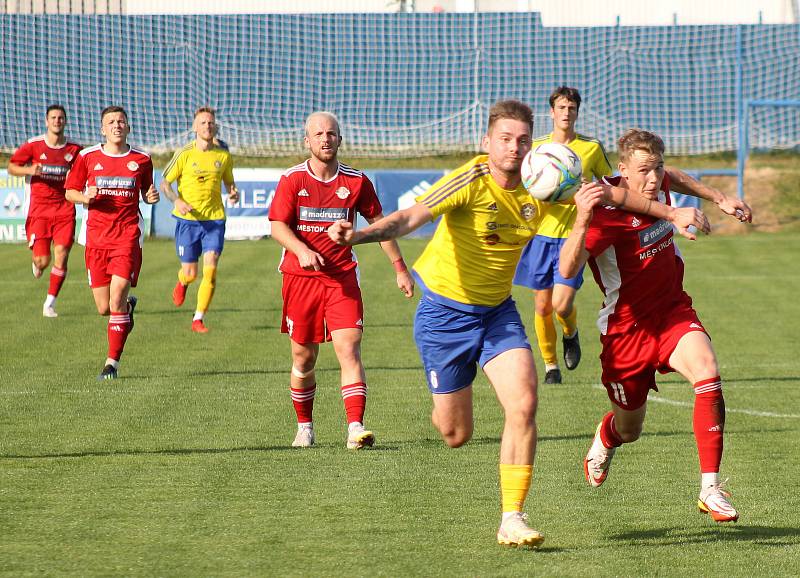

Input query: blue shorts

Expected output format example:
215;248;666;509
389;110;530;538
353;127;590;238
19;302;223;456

513;235;584;291
413;296;531;394
174;218;226;263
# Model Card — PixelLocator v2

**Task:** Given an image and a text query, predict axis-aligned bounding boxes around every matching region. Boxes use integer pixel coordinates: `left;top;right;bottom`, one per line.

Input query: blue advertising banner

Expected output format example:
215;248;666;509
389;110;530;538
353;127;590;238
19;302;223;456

370;170;447;238
0;169;153;244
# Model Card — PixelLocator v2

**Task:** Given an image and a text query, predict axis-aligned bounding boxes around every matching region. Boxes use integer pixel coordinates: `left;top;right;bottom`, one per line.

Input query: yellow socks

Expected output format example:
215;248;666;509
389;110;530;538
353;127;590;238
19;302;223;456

500;464;533;513
196;265;217;313
556;307;578;338
178;269;196;286
534;312;557;366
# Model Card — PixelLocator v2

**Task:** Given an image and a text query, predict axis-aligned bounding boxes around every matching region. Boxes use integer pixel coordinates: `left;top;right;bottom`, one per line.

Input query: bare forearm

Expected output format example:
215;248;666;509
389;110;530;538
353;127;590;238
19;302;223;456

65;188;89;205
665;166;723;203
602;185;674;220
160;180;179;202
7;163;31;177
352;205;432;245
560;221;590;279
378;239;405;262
269;221;310;255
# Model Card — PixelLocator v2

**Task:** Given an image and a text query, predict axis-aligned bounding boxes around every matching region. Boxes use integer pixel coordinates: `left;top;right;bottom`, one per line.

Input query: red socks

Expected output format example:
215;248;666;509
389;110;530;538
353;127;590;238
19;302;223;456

599;411;624;448
106;311;131;361
693;376;725;473
48;266;66;297
291;385;316;424
341;382;367;424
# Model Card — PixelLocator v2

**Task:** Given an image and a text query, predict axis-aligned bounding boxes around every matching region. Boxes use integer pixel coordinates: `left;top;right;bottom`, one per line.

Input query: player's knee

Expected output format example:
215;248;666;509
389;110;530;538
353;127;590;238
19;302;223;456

553;300;573;319
507;396;538;429
34;255;50;269
439;424;473;448
534;302;553;317
291;351;317;373
96;304;110;316
617;423;642;443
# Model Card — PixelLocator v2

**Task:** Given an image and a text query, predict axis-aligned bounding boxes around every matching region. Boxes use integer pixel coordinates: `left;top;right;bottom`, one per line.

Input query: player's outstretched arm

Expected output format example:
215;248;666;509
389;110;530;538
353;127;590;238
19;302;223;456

665;166;753;223
270;220;326;271
559;183;601;279
366;212;415;298
328;202;433;246
597;182;711;240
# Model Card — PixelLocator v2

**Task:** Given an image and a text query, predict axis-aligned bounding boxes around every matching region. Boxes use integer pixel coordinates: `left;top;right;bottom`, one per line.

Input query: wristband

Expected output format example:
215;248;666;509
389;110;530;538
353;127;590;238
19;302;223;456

392;258;408;273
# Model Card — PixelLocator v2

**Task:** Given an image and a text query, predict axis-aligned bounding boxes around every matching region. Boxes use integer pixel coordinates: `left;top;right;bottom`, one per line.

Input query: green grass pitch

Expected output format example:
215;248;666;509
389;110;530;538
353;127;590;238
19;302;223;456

0;232;799;576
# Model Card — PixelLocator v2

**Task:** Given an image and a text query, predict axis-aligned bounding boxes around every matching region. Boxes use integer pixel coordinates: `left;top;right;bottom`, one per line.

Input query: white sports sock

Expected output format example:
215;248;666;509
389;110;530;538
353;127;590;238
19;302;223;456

44;295;56;308
193;311;204;321
701;472;720;488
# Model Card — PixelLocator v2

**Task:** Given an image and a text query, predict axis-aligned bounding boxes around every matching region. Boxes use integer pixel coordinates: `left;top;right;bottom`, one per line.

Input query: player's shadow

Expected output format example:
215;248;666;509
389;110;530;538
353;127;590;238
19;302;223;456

143;306;280;315
1;443;402;460
608;525;800;546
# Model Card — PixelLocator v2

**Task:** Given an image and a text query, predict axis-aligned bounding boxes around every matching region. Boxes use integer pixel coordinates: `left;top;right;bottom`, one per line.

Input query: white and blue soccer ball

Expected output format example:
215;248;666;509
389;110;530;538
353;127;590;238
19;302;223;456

521;142;583;202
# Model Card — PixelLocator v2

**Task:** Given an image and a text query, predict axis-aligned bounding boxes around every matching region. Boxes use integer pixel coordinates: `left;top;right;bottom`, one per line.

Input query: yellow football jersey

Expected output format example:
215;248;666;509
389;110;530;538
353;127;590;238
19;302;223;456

163;140;234;221
534;133;612;239
413;156;545;307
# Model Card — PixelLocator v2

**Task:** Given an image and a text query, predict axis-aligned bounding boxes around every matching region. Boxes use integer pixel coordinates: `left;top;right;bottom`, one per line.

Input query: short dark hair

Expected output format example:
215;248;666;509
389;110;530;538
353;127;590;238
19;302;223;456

618;129;665;163
194;106;216;118
487;99;533;133
46;104;66;118
548;86;582;111
101;106;128;122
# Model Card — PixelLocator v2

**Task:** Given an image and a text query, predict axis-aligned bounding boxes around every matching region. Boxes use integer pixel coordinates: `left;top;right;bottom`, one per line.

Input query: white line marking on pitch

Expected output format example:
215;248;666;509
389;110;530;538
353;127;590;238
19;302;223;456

592;385;800;419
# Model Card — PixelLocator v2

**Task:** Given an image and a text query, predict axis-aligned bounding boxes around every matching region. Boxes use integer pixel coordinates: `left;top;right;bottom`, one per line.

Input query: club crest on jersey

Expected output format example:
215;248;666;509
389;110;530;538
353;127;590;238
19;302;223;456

520;203;537;221
335;187;351;200
64;153;73;162
127;161;139;171
93;163;104;171
632;217;641;227
214;160;222;169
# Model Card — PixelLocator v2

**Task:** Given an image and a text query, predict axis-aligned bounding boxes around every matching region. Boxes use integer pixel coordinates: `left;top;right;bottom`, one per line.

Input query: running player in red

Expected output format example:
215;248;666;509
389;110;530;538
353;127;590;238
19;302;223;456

8;105;82;317
559;129;752;523
65;106;159;380
268;111;414;450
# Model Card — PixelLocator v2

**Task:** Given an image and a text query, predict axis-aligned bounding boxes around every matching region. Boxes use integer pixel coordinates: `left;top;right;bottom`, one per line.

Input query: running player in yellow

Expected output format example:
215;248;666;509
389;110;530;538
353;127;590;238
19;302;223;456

160;107;239;333
328;99;711;547
514;87;612;384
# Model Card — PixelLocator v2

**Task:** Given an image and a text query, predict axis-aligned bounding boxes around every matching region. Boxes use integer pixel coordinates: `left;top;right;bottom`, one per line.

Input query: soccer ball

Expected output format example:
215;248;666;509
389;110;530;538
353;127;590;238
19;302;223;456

521;142;583;202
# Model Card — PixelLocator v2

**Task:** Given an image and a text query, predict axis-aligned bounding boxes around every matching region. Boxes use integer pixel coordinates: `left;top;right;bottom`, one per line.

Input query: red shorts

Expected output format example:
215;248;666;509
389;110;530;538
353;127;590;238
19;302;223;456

281;270;363;344
26;214;75;256
85;246;142;289
600;304;708;410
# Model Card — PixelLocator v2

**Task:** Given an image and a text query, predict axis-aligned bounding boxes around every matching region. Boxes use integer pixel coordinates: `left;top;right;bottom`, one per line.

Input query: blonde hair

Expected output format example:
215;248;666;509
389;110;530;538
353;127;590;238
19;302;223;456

618;129;665;163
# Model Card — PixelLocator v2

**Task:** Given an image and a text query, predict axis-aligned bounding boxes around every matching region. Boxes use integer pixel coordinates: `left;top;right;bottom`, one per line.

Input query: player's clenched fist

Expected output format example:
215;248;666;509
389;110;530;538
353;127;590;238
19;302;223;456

144;184;159;204
328;219;355;246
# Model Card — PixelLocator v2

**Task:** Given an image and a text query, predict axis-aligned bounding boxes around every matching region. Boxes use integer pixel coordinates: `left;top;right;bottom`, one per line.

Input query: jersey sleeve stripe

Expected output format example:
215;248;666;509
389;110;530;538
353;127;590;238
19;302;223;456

418;163;489;208
162;144;191;174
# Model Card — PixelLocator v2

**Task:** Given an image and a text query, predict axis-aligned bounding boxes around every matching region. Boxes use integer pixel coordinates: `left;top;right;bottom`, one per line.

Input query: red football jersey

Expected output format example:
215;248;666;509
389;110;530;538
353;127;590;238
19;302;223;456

268;161;383;276
9;136;82;219
64;144;154;250
585;174;693;336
